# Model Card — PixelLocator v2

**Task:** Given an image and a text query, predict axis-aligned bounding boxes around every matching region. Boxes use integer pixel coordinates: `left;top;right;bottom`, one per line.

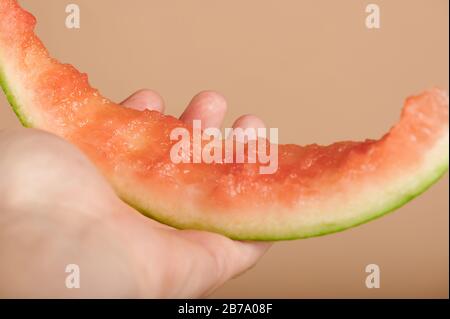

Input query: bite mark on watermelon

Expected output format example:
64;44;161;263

0;0;448;240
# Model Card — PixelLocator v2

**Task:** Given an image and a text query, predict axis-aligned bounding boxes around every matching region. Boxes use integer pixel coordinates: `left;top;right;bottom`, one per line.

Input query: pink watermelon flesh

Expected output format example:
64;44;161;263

0;0;448;240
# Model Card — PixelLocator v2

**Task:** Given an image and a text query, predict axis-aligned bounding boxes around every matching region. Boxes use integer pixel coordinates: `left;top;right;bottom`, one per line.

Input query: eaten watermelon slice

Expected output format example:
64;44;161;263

0;0;448;240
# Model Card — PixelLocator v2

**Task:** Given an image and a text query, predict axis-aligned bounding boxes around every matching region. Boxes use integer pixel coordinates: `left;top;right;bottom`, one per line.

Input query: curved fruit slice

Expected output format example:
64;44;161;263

0;0;448;240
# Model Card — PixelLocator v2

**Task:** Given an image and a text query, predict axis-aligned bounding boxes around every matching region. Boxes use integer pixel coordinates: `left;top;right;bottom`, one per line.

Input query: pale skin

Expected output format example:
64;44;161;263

0;90;271;298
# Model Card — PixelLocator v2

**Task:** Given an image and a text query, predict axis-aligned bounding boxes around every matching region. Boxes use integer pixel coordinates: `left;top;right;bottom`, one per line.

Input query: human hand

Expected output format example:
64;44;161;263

0;90;271;298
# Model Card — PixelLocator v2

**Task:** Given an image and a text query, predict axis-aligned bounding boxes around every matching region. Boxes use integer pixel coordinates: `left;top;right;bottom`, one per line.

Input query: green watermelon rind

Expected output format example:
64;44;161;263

120;156;448;241
0;66;32;127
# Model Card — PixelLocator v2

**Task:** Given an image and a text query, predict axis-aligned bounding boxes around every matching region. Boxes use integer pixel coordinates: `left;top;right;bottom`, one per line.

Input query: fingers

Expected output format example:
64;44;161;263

180;91;228;129
121;89;228;129
230;114;267;143
232;114;266;132
121;89;165;112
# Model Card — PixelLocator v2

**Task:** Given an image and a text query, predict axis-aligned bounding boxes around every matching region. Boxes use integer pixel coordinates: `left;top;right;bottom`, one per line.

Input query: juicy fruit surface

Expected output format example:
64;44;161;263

0;0;449;240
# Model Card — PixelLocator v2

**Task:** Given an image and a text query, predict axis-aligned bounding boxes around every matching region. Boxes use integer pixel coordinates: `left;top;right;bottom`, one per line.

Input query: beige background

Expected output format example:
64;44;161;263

0;0;448;298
